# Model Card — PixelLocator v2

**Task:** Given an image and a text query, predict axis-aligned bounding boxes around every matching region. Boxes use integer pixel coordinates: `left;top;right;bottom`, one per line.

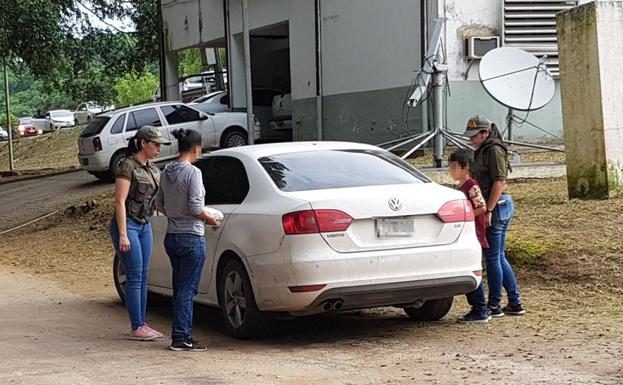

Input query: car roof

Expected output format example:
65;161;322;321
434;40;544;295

212;141;382;159
98;102;182;117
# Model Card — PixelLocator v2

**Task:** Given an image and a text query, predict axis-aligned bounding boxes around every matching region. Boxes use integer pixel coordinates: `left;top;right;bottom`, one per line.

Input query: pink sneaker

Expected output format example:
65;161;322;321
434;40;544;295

129;326;159;341
143;324;164;338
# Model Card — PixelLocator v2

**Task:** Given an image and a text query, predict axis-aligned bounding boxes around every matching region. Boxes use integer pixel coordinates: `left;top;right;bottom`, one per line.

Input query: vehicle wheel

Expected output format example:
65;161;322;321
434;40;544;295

221;129;248;148
113;253;127;304
403;297;453;321
218;259;265;339
74;119;79;126
109;151;127;178
87;116;91;124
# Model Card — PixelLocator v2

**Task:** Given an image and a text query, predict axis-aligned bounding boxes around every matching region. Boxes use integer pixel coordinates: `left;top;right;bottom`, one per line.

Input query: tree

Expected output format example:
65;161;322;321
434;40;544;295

114;72;159;106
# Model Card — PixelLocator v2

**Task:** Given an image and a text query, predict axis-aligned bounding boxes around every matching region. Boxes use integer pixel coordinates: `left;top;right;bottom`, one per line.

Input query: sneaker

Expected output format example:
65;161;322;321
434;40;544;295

143;324;164;338
458;310;491;324
503;303;526;316
169;340;207;351
129;326;159;341
488;306;505;318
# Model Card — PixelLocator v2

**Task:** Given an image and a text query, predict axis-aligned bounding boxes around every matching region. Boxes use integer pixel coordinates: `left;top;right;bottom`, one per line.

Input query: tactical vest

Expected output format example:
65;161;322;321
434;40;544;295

472;140;511;200
125;158;160;224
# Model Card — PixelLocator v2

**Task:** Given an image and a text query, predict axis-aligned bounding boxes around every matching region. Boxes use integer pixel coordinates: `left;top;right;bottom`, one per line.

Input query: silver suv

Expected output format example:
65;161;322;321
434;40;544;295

77;102;260;181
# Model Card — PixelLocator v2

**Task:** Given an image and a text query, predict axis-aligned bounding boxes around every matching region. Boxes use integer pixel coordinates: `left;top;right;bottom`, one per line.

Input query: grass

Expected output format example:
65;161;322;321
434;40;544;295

0;127;83;171
407;147;566;168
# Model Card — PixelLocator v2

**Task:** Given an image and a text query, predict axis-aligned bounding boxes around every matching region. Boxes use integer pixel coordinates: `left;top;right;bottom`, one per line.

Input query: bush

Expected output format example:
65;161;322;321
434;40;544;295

505;234;551;266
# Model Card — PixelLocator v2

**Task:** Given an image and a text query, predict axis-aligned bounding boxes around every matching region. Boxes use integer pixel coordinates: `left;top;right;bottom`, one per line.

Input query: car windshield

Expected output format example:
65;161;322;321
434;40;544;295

258;150;429;192
18;118;32;125
80;116;110;138
50;111;73;118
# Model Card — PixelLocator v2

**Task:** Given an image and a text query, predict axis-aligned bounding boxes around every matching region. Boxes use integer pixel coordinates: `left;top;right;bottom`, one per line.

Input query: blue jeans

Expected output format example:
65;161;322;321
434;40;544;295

164;233;206;343
110;217;153;330
485;194;522;308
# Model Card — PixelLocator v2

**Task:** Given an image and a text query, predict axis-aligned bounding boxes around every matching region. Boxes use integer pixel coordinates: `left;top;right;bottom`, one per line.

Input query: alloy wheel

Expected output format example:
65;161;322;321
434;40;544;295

224;270;247;328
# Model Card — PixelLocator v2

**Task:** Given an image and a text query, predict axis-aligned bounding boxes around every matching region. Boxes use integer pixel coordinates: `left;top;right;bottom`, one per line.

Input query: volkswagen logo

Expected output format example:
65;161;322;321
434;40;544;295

388;197;402;211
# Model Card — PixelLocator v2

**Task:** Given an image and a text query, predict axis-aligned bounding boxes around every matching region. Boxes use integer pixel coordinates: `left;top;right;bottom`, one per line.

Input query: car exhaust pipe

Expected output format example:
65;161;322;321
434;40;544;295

321;301;333;312
333;300;344;311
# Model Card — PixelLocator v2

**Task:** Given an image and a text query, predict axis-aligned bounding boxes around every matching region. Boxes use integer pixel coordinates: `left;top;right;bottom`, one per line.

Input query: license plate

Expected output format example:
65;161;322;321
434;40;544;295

375;218;414;239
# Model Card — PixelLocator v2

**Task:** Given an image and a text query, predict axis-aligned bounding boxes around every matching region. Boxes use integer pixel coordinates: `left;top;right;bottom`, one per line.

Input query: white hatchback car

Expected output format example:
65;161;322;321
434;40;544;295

113;142;482;338
78;102;260;181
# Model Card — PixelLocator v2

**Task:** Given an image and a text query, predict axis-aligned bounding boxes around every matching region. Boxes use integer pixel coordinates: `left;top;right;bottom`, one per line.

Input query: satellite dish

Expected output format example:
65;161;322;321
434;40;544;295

479;47;555;111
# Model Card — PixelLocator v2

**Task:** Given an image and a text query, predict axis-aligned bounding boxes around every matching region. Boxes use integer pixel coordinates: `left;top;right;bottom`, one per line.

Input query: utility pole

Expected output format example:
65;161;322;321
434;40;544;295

3;61;14;171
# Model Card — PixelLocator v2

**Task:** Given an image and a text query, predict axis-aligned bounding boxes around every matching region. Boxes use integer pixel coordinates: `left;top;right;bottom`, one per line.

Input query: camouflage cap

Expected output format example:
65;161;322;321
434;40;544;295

463;116;492;137
135;125;171;145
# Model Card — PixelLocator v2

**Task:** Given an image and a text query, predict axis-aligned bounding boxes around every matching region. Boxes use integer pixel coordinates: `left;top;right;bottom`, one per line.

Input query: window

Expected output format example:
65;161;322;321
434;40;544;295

160;105;202;125
79;117;110;138
198;156;250;205
110;114;126;134
219;94;230;106
125;108;162;131
259;150;429;192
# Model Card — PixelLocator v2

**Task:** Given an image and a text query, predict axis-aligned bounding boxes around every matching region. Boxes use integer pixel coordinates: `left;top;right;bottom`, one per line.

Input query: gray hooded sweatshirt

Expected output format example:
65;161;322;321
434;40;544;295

155;161;206;236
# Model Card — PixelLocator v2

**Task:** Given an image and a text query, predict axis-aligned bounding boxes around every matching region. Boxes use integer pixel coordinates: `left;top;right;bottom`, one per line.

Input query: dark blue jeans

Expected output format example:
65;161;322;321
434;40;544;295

465;249;489;317
485;194;522;308
109;217;153;330
164;233;206;343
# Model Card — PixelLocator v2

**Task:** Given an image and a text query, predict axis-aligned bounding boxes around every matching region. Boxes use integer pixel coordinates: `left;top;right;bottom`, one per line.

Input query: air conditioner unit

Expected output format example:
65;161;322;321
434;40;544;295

465;36;500;60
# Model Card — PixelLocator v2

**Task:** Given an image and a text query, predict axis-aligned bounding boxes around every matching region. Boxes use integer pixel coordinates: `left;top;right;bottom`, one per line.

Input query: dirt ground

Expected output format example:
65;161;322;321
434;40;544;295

0;178;622;384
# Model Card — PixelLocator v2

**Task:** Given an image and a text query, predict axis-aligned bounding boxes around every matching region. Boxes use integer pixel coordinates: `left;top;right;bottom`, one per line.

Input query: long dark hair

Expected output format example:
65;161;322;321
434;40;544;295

172;128;202;153
127;137;144;155
488;122;505;144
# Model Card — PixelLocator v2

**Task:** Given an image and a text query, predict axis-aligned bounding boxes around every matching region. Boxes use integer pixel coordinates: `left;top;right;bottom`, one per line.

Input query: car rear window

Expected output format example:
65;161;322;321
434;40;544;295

258;150;429;192
80;116;110;138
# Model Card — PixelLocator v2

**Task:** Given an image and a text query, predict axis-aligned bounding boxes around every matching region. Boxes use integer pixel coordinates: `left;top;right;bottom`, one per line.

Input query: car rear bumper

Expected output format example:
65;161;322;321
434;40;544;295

78;151;113;172
246;232;482;313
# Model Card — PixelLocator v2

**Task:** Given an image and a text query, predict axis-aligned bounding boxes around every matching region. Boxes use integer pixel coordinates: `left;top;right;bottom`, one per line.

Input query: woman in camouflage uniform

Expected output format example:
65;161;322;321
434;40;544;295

109;126;171;340
464;116;526;318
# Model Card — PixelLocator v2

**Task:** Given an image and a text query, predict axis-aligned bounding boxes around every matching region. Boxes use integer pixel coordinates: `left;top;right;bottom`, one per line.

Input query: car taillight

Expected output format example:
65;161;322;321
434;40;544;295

282;210;353;235
93;137;103;152
436;199;474;223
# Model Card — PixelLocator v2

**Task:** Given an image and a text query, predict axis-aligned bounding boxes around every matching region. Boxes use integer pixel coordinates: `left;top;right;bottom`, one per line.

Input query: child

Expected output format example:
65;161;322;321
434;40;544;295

449;148;491;323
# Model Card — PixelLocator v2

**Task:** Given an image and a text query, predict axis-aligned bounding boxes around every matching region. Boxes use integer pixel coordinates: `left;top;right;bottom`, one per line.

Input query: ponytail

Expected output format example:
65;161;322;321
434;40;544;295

488;123;505;144
126;137;143;156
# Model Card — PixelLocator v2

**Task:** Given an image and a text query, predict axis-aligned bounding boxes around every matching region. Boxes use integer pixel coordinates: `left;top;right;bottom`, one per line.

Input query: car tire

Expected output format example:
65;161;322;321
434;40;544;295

221;129;248;148
113;253;126;305
90;171;114;182
109;150;127;179
218;259;265;339
87;116;91;124
403;297;453;321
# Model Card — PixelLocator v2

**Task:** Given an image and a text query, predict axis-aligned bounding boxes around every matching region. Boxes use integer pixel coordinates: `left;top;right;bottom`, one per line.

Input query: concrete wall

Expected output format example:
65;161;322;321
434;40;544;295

557;1;623;198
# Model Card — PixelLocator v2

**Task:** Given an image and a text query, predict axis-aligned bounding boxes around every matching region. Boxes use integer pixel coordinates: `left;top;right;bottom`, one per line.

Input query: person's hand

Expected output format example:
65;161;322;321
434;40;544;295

485;212;492;227
119;234;131;252
204;213;221;227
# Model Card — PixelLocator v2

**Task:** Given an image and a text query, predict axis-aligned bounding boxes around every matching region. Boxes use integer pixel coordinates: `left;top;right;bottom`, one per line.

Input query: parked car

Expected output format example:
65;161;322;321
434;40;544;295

112;142;482;338
0;126;8;141
77;101;261;181
14;118;40;137
47;110;76;130
190;88;291;141
189;91;229;114
74;102;103;125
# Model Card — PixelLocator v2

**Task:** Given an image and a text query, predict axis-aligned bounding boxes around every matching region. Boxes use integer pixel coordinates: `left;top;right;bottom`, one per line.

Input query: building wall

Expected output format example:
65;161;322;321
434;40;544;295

442;0;564;140
162;0;564;144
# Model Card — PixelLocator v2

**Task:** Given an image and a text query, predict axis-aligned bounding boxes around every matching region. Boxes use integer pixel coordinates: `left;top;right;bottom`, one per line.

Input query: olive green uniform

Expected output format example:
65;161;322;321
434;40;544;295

116;157;161;223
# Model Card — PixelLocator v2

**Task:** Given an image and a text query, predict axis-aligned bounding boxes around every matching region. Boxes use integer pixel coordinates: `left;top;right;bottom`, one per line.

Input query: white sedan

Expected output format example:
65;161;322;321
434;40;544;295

113;142;482;338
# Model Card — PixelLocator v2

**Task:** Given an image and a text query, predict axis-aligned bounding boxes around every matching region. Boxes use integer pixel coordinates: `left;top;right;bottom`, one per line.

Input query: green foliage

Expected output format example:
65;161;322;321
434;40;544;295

179;49;204;76
114;72;159;106
0;113;18;129
506;234;552;266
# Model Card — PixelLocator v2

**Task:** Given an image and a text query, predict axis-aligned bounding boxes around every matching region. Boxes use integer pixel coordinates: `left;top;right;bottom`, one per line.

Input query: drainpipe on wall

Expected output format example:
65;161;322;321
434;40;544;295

223;0;232;110
315;0;323;141
242;0;254;144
